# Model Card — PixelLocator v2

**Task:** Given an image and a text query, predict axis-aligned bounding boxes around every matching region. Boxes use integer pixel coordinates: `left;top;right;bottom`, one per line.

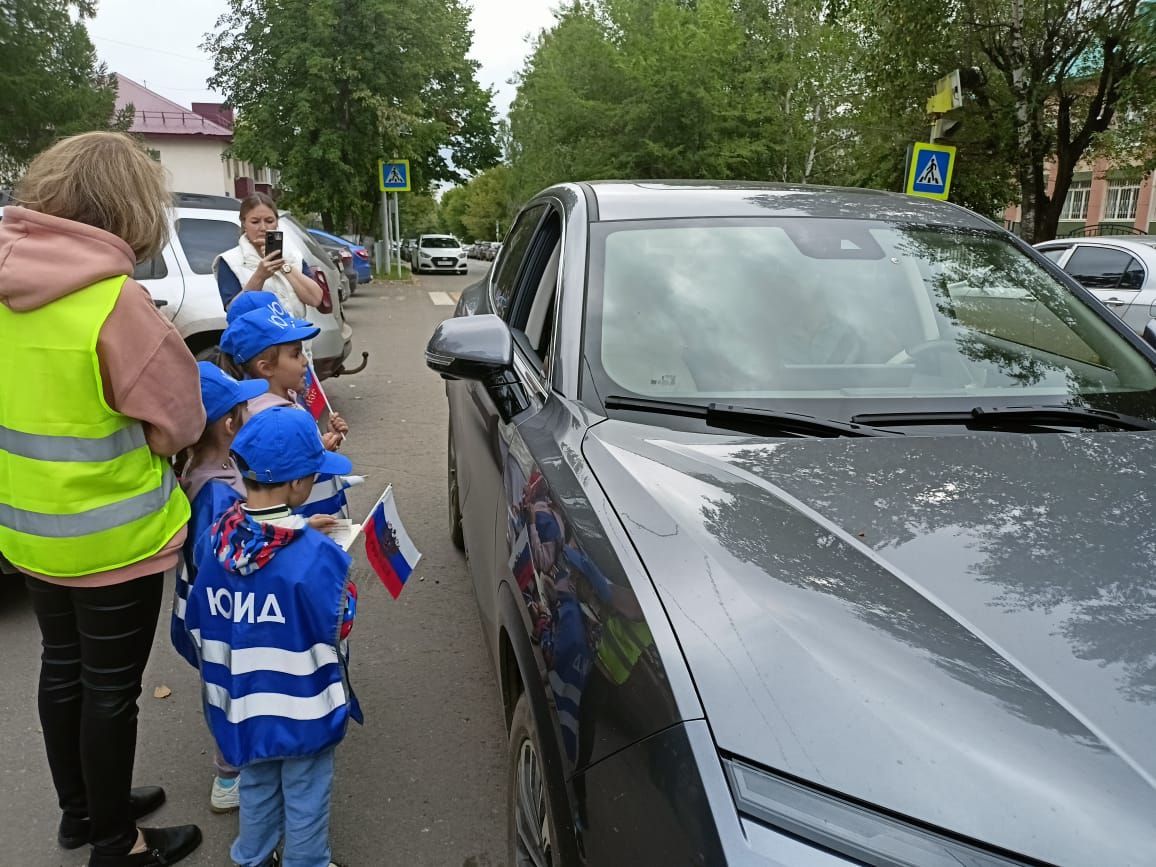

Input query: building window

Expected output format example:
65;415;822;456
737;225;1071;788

146;148;161;162
1061;180;1091;221
1104;181;1141;221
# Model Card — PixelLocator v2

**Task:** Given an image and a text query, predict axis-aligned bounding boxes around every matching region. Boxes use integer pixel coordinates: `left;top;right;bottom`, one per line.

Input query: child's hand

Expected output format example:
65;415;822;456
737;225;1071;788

321;431;343;451
308;515;338;532
328;412;349;436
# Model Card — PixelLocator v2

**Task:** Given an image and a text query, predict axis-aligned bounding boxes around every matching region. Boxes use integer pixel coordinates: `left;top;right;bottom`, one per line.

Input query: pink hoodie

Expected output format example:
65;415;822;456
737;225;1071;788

0;207;206;586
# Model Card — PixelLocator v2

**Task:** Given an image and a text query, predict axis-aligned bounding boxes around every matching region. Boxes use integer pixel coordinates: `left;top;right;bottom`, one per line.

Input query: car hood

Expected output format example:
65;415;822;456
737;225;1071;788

583;421;1156;866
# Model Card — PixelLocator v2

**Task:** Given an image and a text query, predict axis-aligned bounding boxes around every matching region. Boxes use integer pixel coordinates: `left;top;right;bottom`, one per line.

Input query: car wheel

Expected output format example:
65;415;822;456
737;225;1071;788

508;692;561;867
448;429;465;551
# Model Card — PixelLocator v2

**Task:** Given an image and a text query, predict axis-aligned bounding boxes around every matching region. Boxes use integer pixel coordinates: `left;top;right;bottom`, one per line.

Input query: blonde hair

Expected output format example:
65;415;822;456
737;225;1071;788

16;131;171;261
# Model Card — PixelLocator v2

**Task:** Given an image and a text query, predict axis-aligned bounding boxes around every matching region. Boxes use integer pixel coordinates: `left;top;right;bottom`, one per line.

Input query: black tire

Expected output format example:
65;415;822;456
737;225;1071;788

508;692;562;867
448;429;465;551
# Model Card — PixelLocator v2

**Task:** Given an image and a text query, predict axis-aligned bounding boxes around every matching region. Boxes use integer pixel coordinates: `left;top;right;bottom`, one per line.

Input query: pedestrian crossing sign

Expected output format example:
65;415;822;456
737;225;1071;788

906;142;956;200
378;159;411;192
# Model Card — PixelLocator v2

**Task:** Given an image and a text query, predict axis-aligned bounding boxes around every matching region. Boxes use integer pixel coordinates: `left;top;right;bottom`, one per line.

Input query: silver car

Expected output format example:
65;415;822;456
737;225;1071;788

1035;236;1156;333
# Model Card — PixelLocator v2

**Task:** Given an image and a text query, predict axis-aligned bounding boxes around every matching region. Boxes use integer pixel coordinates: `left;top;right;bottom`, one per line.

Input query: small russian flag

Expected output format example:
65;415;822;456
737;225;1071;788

299;361;328;422
363;486;422;599
508;527;535;592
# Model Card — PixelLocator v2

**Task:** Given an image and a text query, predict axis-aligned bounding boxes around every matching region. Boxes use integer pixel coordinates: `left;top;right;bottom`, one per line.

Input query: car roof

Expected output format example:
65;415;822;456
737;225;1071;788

567;180;994;228
1038;236;1156;249
174;192;241;211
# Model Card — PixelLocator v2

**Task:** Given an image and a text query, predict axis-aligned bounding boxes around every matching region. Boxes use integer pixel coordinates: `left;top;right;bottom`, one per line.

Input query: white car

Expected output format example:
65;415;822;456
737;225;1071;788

411;233;468;275
137;194;354;378
1035;236;1156;333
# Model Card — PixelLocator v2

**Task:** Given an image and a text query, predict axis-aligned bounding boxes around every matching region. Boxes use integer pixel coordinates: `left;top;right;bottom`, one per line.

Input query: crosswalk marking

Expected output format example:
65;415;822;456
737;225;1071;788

427;291;462;307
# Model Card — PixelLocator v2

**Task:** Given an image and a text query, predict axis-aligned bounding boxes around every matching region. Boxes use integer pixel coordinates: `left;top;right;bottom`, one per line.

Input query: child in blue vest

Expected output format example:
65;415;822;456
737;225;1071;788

173;362;269;813
219;305;348;445
186;407;359;867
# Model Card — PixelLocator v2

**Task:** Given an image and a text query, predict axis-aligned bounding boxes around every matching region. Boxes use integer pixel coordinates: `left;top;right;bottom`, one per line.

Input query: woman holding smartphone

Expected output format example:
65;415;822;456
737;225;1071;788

214;192;323;317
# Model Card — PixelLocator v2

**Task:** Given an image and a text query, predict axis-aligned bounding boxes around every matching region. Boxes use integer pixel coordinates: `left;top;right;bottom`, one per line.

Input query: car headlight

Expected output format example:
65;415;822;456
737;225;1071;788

420;252;431;260
725;760;1025;867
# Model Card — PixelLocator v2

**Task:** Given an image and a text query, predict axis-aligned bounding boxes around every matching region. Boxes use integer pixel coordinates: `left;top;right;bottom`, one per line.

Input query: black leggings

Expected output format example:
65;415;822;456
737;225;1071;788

26;573;164;855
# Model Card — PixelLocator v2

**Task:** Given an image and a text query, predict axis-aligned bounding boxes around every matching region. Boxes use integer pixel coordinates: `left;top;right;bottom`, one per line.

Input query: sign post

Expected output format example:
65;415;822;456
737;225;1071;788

378;160;411;278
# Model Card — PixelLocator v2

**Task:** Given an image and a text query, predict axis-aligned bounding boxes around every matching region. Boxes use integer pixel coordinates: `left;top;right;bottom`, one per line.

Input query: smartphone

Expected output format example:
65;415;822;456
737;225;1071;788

264;230;284;261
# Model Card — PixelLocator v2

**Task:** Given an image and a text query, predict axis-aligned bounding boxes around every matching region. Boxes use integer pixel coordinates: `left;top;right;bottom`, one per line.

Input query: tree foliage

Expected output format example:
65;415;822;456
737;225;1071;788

850;0;1156;240
508;0;1156;239
0;0;121;184
205;0;499;232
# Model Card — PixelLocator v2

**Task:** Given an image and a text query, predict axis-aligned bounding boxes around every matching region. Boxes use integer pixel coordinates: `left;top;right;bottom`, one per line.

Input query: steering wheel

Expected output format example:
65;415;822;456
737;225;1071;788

886;338;960;366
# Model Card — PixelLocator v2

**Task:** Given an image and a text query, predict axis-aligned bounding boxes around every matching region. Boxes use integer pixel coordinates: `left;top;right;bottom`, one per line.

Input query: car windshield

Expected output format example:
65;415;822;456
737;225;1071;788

423;237;460;248
588;218;1156;417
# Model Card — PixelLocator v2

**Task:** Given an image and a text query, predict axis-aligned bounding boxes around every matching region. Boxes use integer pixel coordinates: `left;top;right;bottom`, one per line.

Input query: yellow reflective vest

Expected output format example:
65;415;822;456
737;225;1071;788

0;276;189;577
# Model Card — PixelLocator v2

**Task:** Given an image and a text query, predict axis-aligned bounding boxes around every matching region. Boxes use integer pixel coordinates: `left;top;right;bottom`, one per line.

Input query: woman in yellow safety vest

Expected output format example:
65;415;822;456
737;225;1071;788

0;133;205;867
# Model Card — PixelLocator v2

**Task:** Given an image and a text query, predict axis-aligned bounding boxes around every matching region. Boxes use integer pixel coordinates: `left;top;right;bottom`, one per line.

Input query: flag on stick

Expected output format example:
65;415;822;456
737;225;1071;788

299;360;330;422
362;486;422;599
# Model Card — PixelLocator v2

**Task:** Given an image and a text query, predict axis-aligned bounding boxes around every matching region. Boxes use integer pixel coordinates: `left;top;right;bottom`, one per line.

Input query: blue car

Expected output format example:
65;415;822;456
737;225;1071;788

307;228;372;283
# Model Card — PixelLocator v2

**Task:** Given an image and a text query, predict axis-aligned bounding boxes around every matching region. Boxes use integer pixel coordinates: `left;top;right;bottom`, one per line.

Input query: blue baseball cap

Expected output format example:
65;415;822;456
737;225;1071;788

226;291;281;324
197;361;269;423
219;306;320;365
231;406;352;483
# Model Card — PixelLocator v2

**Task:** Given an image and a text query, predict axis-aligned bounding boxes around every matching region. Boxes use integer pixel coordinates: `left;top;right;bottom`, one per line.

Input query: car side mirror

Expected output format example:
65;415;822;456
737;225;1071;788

1144;319;1156;351
425;314;513;382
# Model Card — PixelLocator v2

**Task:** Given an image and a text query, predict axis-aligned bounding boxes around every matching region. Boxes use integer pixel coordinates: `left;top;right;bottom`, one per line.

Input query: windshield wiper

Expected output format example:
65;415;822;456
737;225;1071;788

604;396;903;437
851;404;1156;432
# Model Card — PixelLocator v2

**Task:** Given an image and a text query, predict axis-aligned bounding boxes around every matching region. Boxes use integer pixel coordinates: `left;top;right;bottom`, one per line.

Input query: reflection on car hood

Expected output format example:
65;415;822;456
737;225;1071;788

584;421;1156;866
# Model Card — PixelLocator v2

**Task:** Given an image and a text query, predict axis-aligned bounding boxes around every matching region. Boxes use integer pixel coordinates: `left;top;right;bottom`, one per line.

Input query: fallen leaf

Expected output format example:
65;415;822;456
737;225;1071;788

153;685;172;699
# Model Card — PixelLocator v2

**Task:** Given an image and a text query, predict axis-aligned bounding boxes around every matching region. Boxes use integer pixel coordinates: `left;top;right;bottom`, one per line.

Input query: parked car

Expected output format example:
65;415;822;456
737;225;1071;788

426;181;1156;867
1034;236;1156;333
308;227;372;284
411;233;468;275
128;194;353;378
311;234;358;301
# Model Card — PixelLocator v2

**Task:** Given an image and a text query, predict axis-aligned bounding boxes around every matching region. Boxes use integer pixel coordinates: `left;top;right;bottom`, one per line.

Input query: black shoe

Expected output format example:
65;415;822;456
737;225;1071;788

87;825;202;867
59;787;168;849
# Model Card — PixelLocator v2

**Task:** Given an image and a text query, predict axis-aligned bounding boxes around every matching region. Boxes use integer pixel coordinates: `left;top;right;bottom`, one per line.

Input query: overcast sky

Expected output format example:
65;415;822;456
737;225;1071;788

86;0;558;116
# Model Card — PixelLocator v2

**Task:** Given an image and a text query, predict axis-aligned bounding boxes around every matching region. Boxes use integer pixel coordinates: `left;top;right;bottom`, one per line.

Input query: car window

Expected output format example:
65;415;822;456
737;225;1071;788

589;219;1156;407
1064;246;1136;289
509;209;563;375
1122;258;1146;291
422;236;461;249
492;205;546;319
175;218;241;275
1038;247;1068;263
279;214;330;263
132;252;169;281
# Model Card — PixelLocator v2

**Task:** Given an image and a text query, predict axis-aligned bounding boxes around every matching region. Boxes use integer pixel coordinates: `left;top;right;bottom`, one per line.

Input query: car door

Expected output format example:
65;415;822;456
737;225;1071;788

1062;244;1149;331
450;204;548;634
132;240;186;319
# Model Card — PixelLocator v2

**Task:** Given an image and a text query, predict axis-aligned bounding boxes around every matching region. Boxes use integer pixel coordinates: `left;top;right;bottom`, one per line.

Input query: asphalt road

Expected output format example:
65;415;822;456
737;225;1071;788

0;262;509;867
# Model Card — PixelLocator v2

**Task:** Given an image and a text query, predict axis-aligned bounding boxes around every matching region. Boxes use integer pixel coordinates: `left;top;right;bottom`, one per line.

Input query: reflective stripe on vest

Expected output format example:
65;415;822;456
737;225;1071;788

0;469;177;538
0;275;190;576
0;423;147;463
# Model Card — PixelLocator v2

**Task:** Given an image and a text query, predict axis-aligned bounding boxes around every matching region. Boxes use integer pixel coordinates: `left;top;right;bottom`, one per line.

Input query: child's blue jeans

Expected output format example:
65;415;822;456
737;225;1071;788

230;749;335;867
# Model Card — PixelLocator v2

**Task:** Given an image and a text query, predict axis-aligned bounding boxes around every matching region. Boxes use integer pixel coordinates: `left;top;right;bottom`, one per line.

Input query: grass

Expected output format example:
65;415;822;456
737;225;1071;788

374;260;410;282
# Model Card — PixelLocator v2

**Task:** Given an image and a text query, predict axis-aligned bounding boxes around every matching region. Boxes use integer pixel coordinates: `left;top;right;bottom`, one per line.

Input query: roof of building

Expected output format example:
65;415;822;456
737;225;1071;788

114;74;233;139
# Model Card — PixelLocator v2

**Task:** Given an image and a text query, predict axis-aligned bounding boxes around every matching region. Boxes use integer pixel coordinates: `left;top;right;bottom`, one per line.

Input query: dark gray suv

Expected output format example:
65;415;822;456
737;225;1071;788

428;181;1156;867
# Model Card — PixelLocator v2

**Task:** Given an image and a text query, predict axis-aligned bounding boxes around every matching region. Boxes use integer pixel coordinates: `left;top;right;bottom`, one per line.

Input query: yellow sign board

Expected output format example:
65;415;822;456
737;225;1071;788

905;142;956;200
926;70;963;114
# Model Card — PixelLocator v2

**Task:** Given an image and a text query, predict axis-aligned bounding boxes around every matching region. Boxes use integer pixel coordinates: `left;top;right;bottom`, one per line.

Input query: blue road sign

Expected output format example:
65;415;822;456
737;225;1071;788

378;159;411;192
906;143;956;200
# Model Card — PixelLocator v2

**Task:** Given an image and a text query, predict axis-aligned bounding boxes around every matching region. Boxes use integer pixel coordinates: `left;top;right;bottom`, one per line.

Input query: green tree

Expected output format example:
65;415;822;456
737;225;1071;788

0;0;121;184
462;165;516;241
850;0;1156;240
508;0;870;197
438;184;470;238
205;0;499;232
399;192;440;238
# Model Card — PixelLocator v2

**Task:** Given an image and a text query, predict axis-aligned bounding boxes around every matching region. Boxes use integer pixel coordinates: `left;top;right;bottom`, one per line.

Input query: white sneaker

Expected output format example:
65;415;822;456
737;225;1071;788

210;775;240;813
